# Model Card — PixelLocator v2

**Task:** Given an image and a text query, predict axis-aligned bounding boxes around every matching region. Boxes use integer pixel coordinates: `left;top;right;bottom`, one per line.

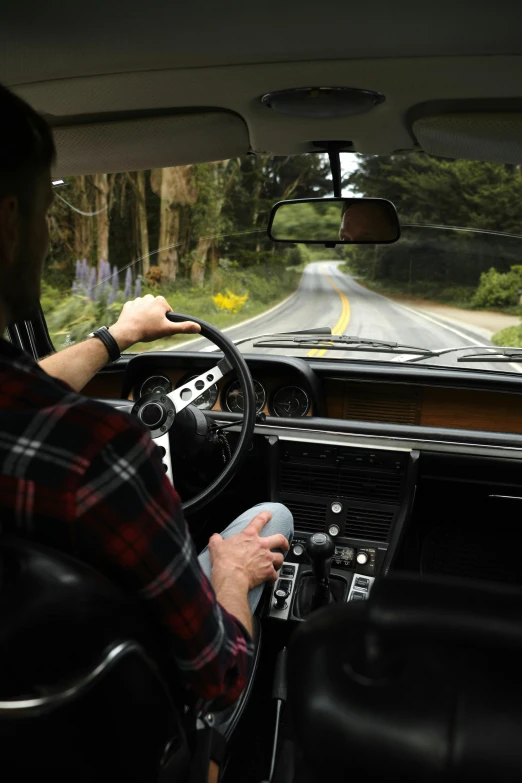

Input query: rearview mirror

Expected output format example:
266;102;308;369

267;197;400;246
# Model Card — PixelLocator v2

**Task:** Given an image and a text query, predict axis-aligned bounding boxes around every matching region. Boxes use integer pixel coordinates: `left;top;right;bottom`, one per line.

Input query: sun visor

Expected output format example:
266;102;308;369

413;113;522;164
51;111;250;176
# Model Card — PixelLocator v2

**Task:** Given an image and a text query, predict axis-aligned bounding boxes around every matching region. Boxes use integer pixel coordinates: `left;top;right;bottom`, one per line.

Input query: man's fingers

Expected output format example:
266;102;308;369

207;532;223;564
244;510;273;535
262;533;290;552
267;565;279;583
167;320;201;333
272;552;284;571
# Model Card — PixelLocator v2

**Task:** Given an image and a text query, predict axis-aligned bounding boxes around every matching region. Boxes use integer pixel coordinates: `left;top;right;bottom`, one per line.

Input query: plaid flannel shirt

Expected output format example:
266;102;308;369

0;338;253;711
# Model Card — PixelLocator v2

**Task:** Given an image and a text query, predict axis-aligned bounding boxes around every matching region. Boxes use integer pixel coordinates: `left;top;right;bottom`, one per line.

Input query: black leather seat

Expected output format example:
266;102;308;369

288;573;522;782
0;536;194;781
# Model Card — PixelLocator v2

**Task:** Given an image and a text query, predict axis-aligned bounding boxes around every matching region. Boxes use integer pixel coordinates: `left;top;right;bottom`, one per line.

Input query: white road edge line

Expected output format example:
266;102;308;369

392;301;522;375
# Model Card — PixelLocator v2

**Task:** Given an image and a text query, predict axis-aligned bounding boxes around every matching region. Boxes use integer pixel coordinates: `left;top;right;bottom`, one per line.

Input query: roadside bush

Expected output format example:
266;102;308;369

491;324;522;348
471;267;522;309
285;245;312;268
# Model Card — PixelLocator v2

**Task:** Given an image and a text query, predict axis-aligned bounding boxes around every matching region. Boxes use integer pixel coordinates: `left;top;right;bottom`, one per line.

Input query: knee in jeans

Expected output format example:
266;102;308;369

269;502;294;540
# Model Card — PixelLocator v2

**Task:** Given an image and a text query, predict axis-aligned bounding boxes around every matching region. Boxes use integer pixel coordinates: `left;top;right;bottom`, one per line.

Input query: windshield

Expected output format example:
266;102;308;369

43;153;522;373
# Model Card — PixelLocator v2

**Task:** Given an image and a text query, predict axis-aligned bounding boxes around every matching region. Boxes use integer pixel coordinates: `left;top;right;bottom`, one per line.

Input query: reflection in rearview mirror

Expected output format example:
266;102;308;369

267;197;400;245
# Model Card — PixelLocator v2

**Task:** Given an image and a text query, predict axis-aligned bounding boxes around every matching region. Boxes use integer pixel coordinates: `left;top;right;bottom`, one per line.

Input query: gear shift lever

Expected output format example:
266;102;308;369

306;532;335;584
305;533;335;611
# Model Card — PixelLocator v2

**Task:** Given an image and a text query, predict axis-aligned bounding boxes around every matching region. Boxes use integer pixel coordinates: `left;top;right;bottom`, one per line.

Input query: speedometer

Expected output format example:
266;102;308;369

272;386;310;418
139;375;172;398
225;379;266;414
180;375;219;410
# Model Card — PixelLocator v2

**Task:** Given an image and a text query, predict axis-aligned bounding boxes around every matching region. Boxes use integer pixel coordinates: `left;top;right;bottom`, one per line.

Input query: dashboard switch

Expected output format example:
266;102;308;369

331;501;343;514
328;524;340;536
293;543;304;557
356;551;369;566
274;589;287;609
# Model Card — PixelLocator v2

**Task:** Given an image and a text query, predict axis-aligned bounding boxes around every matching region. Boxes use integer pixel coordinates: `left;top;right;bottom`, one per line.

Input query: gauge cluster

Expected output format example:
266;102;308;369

136;373;311;418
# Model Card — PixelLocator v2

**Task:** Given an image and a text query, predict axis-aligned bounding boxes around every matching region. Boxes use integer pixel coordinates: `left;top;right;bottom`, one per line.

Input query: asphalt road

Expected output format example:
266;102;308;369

179;261;516;373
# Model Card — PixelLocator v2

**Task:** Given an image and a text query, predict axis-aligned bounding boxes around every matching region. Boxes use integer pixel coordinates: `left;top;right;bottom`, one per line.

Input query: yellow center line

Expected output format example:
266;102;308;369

308;266;351;357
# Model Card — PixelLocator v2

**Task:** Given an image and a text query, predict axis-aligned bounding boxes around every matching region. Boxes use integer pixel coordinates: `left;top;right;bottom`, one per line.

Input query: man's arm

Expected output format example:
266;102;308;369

71;410;285;711
39;295;200;392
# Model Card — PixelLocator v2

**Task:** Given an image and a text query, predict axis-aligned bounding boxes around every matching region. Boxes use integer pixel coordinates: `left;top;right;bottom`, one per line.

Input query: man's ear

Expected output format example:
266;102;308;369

0;195;21;268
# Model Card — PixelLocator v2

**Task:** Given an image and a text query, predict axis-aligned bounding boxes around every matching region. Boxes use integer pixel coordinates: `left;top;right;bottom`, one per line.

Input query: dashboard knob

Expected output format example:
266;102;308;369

293;543;304;557
274;589;287;609
356;551;369;566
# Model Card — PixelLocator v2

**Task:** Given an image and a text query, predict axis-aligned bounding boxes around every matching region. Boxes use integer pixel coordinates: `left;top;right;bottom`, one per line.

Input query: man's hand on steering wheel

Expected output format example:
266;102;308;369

109;294;201;351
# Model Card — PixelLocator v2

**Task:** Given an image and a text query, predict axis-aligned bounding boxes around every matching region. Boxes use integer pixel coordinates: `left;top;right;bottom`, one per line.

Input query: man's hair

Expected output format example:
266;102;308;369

0;83;56;212
341;199;357;218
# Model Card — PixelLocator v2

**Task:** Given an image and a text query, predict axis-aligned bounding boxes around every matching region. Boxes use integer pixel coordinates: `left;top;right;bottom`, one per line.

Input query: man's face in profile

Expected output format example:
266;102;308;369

339;201;396;242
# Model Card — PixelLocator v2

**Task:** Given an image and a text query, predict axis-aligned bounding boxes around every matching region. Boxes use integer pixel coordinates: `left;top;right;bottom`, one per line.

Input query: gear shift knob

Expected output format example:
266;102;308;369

305;532;335;583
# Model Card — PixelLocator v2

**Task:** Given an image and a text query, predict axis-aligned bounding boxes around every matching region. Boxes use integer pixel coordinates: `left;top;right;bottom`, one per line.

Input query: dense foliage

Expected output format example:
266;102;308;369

344;153;522;307
44;154;331;348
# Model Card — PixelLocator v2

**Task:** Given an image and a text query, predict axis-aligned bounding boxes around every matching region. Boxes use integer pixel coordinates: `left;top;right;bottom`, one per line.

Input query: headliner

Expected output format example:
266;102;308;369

3;0;522;171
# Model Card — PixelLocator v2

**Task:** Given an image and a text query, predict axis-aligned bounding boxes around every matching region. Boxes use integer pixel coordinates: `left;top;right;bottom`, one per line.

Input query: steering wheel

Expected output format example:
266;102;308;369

131;313;256;513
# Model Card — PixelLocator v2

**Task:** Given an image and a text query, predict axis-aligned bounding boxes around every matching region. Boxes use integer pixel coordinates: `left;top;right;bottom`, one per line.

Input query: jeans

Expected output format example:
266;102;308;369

198;502;294;612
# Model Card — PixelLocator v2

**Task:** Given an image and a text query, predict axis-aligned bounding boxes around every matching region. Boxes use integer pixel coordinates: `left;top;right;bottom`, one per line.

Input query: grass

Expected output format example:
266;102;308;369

491;325;522;348
44;266;302;353
129;289;296;352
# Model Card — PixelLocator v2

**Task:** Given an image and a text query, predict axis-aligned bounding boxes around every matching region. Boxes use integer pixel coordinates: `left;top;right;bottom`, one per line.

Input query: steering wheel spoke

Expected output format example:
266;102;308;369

154;432;174;485
166;357;232;415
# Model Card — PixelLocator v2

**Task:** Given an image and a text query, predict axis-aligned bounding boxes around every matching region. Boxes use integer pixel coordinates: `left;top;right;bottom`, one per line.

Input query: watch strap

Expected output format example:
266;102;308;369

89;326;121;363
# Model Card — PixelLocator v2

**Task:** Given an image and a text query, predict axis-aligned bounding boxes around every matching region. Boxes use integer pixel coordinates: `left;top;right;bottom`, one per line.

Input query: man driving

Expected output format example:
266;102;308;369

0;84;293;711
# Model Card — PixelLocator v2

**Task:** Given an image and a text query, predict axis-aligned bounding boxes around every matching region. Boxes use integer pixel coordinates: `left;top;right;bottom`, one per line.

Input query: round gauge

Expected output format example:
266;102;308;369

181;375;219;411
225;379;266;414
272;386;310;418
139;375;172;398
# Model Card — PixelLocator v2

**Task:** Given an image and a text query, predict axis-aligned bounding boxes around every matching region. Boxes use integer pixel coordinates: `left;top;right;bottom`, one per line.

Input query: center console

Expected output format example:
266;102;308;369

267;439;417;620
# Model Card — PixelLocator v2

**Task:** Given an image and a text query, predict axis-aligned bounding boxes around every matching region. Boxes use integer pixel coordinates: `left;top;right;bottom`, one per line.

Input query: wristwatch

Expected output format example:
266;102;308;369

86;326;121;363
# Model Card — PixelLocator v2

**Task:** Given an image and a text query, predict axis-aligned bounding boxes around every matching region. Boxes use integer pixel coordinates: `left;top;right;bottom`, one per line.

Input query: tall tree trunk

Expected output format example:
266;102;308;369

73;175;93;260
94;173;110;275
151;166;197;282
191;237;213;286
189;161;235;286
136;171;150;275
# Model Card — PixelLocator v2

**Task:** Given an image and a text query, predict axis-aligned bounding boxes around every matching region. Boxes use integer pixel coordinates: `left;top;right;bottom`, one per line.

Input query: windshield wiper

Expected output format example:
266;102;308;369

233;330;522;364
236;330;435;356
401;345;522;364
456;347;522;362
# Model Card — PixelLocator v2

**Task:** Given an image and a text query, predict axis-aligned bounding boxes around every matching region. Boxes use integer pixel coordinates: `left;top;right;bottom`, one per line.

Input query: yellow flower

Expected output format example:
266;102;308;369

212;289;249;313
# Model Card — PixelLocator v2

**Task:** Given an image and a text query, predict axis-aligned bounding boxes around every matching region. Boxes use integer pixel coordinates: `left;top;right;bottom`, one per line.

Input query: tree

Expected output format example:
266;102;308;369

150;166;197;282
94;173;110;276
189;160;240;286
347;154;522;289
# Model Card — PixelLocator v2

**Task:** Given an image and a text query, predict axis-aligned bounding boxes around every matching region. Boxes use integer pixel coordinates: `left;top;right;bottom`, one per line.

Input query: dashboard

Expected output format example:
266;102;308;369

82;351;522;593
83;351;522;439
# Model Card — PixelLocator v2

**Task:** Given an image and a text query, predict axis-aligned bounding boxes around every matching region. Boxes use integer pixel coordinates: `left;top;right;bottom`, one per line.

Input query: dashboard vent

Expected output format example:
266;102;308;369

344;507;394;542
281;463;402;504
286;500;326;534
